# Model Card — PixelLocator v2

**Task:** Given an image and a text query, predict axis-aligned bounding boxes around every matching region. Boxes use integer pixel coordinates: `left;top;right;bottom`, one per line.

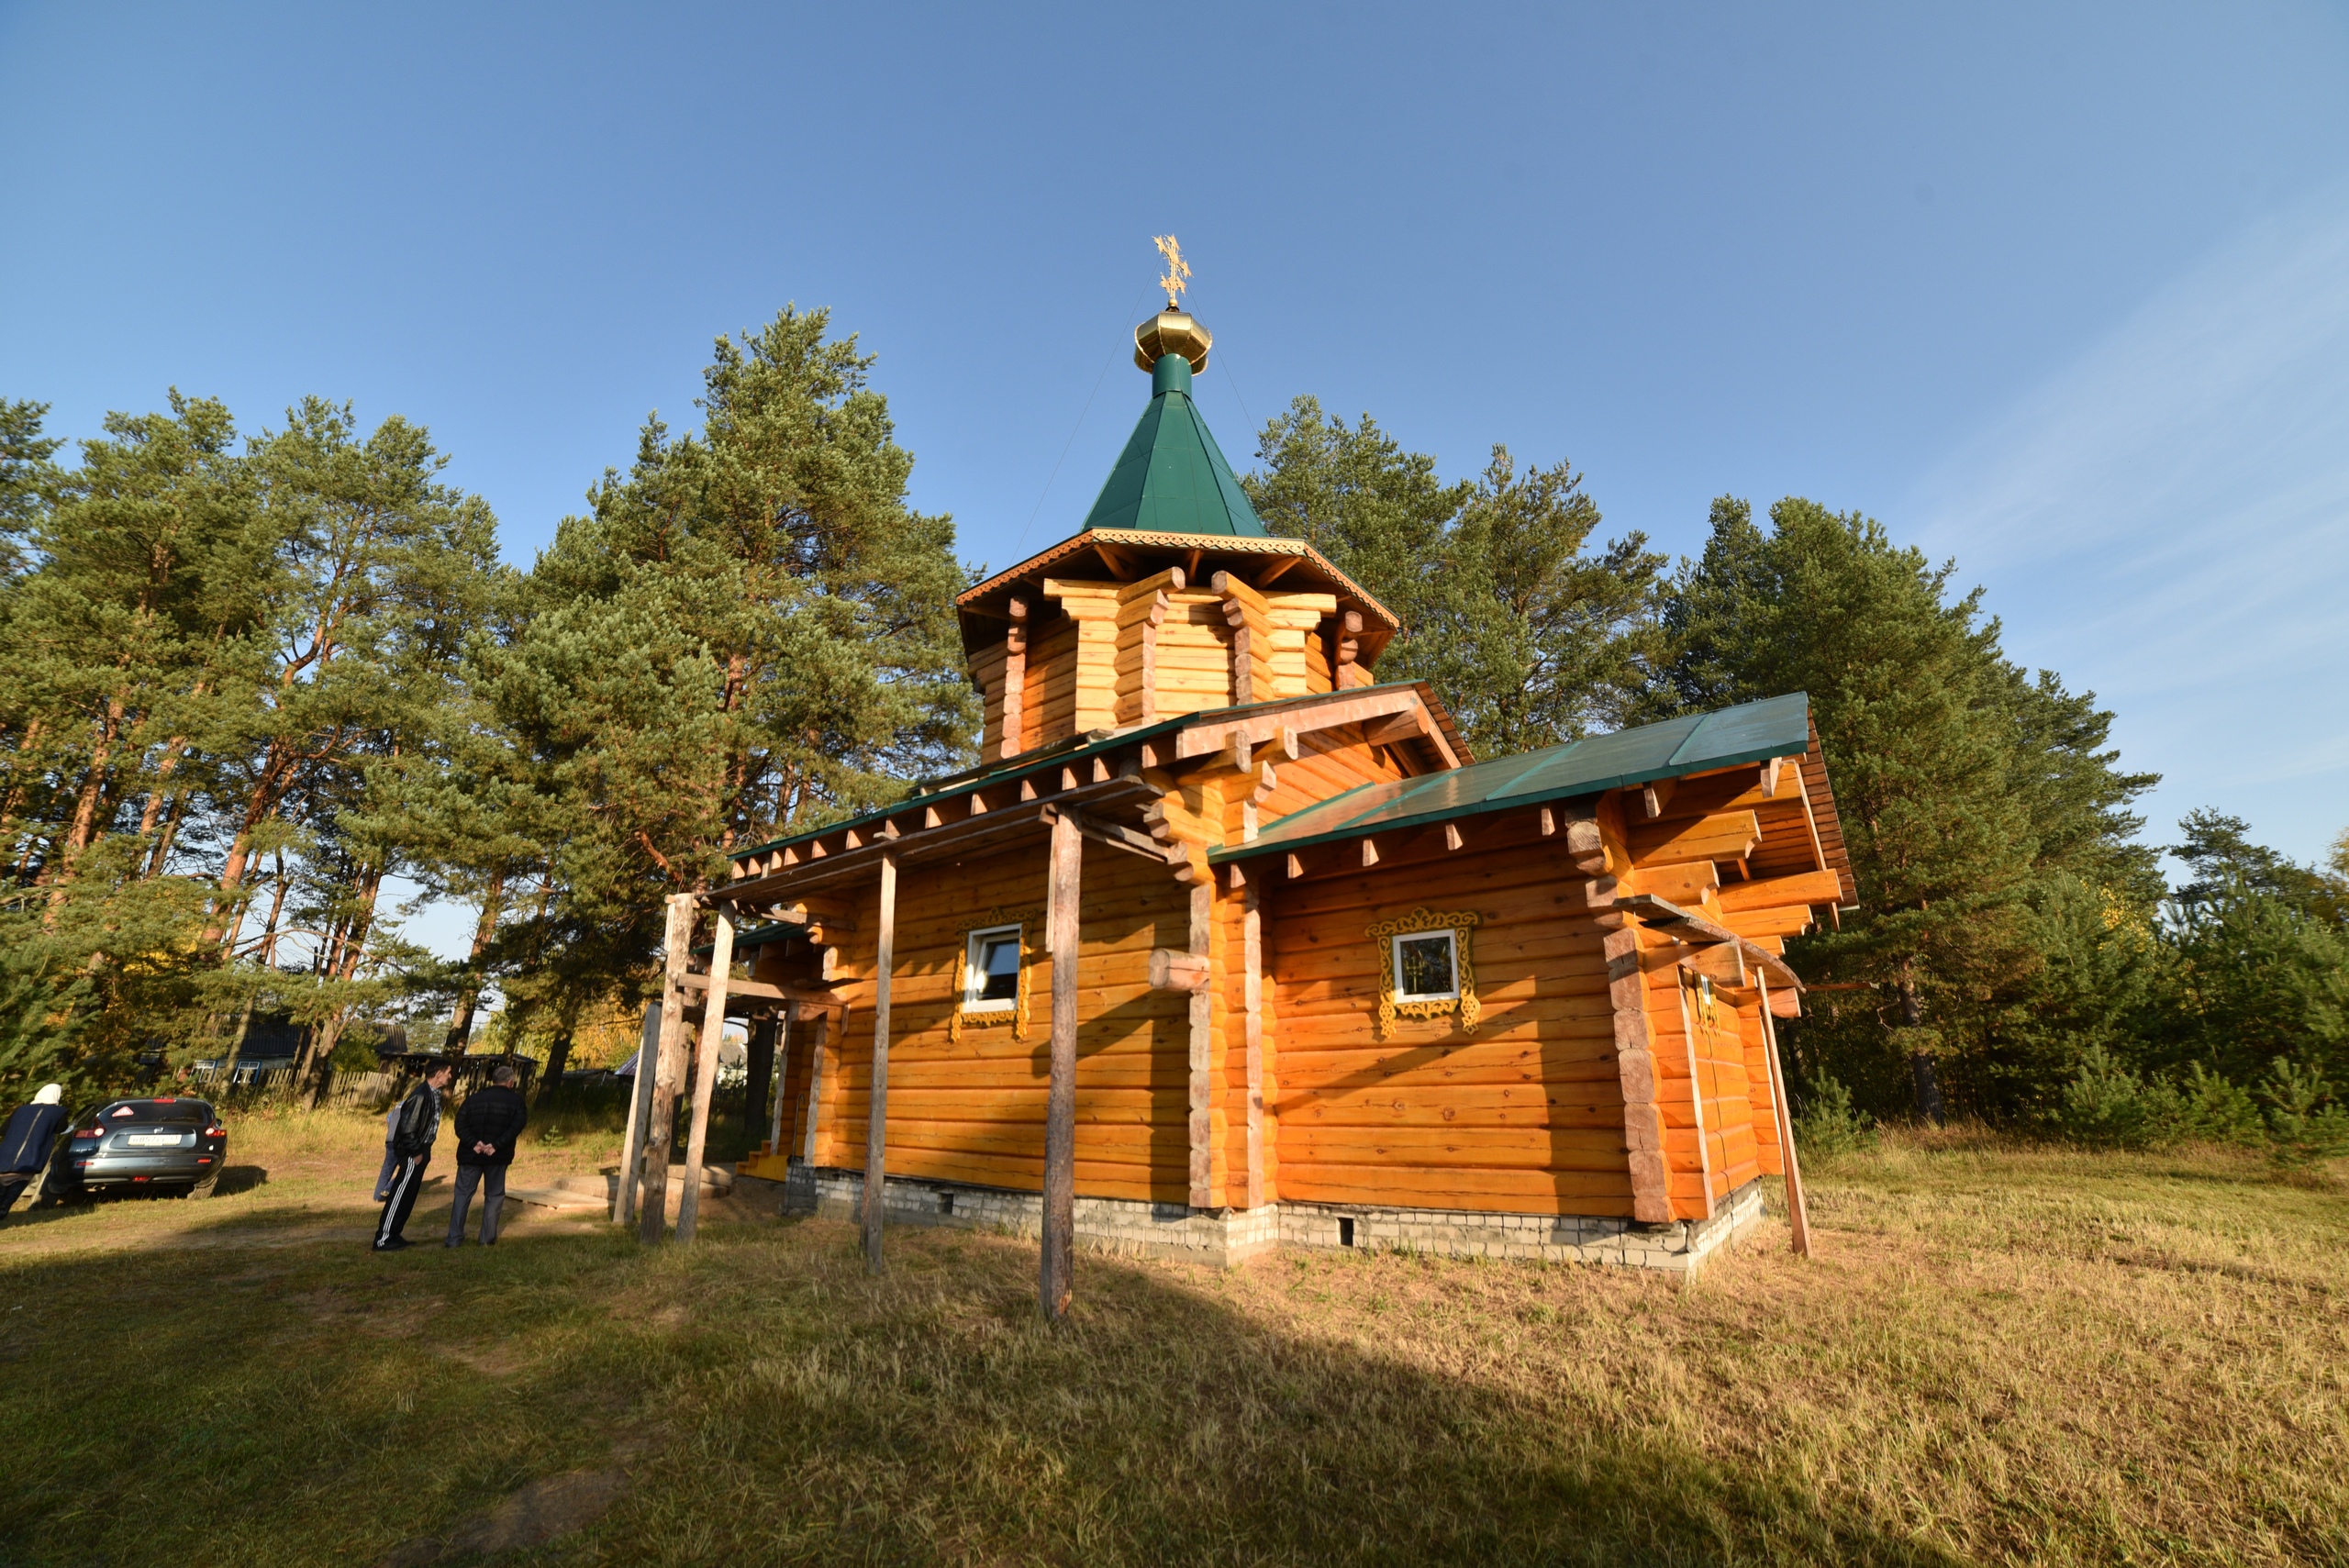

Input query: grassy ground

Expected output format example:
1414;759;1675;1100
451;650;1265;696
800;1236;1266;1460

1;1117;2343;1566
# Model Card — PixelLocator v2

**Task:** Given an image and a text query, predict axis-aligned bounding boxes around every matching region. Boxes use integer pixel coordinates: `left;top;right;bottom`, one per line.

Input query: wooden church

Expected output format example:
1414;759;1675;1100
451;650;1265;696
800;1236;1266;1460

618;280;1855;1314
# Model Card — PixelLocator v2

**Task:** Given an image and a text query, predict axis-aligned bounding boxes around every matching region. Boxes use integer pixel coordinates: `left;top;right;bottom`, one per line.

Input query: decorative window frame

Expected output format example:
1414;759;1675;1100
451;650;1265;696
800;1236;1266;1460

950;906;1042;1043
1366;906;1482;1038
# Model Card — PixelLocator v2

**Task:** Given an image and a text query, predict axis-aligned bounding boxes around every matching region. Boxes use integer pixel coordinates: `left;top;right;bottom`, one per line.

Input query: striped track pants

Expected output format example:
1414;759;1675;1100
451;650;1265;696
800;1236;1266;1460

374;1153;429;1250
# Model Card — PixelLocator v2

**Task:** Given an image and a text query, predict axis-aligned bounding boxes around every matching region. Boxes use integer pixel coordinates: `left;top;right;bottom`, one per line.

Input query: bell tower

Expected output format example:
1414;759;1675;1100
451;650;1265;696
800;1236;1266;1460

956;249;1401;762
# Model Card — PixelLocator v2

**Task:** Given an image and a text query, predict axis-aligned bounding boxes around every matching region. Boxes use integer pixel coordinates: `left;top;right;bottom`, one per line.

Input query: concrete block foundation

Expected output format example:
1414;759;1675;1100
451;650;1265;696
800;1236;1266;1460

760;1161;1767;1275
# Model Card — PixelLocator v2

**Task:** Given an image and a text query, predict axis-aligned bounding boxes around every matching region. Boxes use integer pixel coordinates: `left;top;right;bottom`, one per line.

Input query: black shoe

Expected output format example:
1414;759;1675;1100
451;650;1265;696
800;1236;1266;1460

374;1237;411;1252
444;1239;462;1248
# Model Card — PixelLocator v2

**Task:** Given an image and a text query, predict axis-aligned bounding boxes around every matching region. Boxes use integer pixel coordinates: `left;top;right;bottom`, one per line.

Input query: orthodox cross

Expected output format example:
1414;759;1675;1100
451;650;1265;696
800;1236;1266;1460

1153;234;1191;307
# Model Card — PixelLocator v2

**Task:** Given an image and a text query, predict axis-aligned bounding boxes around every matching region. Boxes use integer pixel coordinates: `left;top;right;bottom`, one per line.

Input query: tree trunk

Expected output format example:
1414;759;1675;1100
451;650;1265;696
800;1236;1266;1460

300;865;384;1109
1898;972;1943;1125
442;873;506;1052
536;1027;574;1107
46;698;124;922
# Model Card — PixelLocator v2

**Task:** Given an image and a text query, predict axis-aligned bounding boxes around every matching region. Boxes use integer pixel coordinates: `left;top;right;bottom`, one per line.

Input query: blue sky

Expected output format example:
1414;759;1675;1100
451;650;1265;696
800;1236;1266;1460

4;3;2346;957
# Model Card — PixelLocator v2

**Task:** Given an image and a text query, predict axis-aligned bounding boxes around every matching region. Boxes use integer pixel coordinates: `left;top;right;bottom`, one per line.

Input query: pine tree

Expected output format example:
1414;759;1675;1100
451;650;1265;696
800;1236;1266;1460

1664;496;2157;1120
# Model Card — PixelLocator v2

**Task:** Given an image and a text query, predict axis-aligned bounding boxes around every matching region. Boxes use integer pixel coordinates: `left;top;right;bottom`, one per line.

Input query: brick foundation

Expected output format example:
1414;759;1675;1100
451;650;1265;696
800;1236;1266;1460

752;1161;1767;1274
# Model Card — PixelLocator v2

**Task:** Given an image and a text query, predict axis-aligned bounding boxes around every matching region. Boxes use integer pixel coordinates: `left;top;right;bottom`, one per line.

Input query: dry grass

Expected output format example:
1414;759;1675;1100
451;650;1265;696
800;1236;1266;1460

1;1119;2343;1565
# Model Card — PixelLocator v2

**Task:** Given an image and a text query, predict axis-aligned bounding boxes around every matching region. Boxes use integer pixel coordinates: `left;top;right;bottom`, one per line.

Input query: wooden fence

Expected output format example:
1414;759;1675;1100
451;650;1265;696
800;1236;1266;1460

177;1065;400;1107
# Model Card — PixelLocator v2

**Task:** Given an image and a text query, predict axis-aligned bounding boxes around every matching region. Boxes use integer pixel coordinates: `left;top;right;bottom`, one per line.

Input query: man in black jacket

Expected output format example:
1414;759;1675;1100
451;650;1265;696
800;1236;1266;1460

373;1060;452;1252
446;1062;528;1247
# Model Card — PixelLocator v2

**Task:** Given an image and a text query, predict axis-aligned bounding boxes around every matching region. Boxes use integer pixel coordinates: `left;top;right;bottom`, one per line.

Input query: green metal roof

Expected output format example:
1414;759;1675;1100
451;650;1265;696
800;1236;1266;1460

1211;693;1814;864
1077;355;1270;537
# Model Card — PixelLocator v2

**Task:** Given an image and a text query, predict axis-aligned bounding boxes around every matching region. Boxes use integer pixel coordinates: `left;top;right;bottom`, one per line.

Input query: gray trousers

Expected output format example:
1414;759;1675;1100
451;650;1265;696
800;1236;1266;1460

446;1163;507;1245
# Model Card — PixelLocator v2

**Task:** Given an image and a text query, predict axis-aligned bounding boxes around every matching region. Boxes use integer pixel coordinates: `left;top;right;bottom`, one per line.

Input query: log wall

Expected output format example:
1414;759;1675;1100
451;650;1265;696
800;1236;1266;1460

1262;830;1637;1217
793;838;1196;1203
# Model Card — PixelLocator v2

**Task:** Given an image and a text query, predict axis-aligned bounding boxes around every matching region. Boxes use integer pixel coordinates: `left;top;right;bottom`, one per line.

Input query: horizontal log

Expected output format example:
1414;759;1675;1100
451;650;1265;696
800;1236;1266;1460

1627;810;1762;868
1713;868;1842;913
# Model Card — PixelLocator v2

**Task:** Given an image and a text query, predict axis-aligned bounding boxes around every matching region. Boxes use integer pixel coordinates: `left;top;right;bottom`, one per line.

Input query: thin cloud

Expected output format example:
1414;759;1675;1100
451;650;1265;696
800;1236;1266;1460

1909;190;2349;861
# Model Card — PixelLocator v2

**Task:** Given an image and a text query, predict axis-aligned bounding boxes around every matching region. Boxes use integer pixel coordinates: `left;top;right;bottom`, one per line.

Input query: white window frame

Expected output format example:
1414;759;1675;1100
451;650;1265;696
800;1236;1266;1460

1390;929;1461;1004
963;923;1023;1012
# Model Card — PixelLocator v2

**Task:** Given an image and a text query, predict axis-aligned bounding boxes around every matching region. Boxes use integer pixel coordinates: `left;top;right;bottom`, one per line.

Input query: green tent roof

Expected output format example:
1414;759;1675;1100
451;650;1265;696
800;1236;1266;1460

1077;355;1271;537
1210;693;1815;863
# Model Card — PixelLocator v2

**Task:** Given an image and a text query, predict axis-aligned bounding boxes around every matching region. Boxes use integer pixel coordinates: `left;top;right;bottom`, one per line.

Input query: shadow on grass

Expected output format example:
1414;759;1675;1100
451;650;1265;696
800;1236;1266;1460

0;1210;1976;1568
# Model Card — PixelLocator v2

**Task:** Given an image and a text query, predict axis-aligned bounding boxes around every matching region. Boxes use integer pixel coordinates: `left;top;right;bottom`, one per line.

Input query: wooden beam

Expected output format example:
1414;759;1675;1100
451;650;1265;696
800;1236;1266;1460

638;894;695;1245
613;1002;659;1227
1360;838;1380;867
1255;553;1301;586
1148;948;1210;992
1638;777;1676;820
863;853;896;1274
1628;809;1762;868
674;971;846;1010
1605;926;1673;1224
1041;802;1173;864
1041;809;1081;1321
1672;971;1719;1221
1186;881;1213;1207
716;776;1157;903
1757;971;1811;1257
1243;876;1264;1209
1713;867;1842;914
1364;710;1426;749
761;1011;787;1153
1618;893;1802;994
1442;821;1464;851
675;900;736;1245
999;595;1028;764
798;1007;831;1164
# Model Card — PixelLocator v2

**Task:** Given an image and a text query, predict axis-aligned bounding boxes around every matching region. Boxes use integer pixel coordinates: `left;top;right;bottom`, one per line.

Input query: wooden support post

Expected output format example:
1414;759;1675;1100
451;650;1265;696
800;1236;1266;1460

1605;925;1673;1224
997;596;1028;762
863;855;897;1273
1041;808;1082;1321
676;900;737;1245
1334;608;1364;688
613;1001;660;1226
1242;876;1264;1209
744;1010;775;1155
638;894;696;1244
799;1006;830;1164
766;1007;792;1153
1673;971;1720;1221
1757;973;1812;1256
1186;879;1214;1207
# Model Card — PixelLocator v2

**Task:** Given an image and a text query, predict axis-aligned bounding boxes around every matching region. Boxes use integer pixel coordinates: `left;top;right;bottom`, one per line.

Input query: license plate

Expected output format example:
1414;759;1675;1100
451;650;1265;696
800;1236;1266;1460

127;1133;184;1147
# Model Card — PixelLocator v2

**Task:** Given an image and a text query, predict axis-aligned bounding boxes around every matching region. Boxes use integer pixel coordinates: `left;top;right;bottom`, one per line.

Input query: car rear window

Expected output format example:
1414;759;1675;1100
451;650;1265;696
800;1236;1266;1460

101;1100;212;1125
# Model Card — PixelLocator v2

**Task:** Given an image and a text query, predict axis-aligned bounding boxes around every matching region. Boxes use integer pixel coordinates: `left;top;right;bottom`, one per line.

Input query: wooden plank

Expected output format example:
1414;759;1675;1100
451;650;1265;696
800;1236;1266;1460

1041;808;1080;1321
674;901;736;1244
863;854;896;1273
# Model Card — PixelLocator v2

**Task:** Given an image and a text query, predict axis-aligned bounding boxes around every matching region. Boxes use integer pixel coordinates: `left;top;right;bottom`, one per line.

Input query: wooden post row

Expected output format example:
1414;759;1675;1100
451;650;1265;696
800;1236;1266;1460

638;893;696;1244
676;899;737;1245
1041;808;1081;1321
863;853;897;1273
613;1000;661;1226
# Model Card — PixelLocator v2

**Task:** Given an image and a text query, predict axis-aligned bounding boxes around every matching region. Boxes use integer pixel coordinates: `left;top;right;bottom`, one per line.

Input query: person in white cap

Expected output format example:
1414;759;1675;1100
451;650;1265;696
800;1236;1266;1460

0;1084;67;1218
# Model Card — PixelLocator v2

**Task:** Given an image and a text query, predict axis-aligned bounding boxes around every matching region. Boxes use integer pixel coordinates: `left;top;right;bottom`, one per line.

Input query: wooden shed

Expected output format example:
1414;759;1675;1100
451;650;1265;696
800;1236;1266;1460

625;303;1854;1307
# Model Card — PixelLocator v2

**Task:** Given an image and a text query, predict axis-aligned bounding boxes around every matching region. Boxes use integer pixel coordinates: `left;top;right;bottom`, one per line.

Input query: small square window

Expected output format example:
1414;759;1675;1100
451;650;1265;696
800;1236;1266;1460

964;925;1022;1010
1393;931;1459;1002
